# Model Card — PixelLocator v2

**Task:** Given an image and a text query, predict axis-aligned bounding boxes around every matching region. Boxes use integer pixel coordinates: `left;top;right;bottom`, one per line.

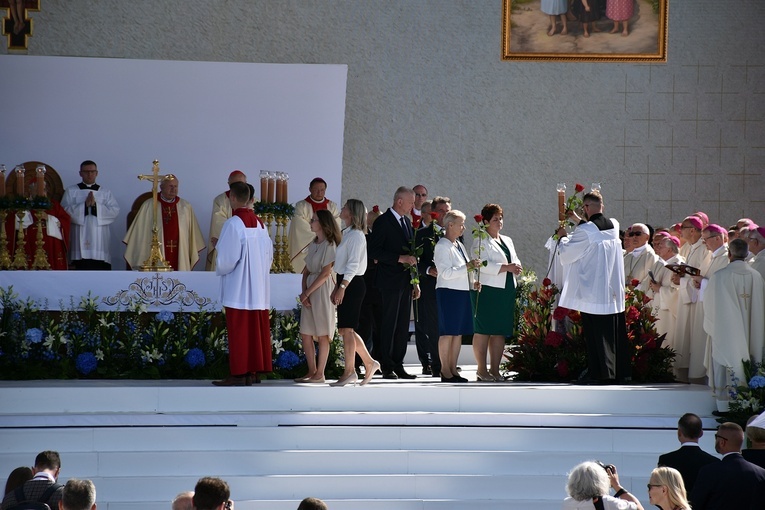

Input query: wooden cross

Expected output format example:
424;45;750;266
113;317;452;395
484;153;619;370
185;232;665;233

0;0;40;51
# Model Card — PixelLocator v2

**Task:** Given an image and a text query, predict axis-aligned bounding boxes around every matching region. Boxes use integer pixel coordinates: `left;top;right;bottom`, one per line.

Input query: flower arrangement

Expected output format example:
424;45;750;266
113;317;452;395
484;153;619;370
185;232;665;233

0;287;344;381
725;360;765;428
253;201;295;218
502;278;675;383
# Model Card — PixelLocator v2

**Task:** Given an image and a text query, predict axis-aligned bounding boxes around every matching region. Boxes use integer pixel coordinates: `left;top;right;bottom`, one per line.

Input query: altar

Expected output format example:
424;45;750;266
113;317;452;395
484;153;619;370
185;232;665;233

0;271;301;311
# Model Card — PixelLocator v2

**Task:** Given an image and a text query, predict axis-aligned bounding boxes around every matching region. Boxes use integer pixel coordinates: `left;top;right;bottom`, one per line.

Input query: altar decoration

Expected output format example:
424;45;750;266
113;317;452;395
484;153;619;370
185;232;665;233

253;200;295;273
135;160;173;272
725;360;765;428
0;287;343;380
503;278;675;383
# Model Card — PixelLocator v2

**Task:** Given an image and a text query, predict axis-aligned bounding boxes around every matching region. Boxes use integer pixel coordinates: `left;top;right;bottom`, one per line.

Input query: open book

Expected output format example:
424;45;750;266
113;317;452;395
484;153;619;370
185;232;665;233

664;263;701;277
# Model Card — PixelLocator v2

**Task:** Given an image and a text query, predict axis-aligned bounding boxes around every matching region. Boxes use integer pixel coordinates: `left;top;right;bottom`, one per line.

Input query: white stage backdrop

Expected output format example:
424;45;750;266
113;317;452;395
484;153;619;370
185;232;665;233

0;55;347;270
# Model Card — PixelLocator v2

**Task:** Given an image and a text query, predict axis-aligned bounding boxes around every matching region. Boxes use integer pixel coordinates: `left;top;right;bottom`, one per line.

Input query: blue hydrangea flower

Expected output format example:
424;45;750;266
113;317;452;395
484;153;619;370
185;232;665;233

749;375;765;389
76;352;98;375
25;328;44;344
185;348;206;368
274;350;300;370
156;310;175;323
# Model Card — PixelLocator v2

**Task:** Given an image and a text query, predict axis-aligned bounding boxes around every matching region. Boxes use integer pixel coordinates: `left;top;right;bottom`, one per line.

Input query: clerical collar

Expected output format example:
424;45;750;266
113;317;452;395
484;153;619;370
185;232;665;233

160;195;177;204
78;182;100;190
307;196;327;204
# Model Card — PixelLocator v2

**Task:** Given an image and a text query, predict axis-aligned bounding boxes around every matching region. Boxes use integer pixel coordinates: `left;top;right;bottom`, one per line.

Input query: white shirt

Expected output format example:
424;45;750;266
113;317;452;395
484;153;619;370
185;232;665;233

333;227;367;283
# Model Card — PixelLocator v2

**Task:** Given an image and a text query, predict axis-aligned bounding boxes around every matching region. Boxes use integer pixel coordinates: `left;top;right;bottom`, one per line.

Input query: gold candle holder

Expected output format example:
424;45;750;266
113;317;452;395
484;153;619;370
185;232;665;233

10;210;28;270
31;210;51;270
279;216;293;273
0;210;12;269
264;213;277;273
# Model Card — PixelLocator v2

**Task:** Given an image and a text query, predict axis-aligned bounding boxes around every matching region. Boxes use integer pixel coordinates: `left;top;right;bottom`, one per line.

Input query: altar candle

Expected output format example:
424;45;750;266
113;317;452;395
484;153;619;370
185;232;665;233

15;166;24;195
276;173;285;203
36;166;46;196
558;189;565;221
283;173;289;204
267;174;276;203
260;171;268;202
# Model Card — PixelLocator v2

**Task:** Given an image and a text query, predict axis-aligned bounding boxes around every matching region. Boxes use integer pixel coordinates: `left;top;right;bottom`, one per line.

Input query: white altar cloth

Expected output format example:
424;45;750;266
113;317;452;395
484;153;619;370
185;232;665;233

0;271;301;312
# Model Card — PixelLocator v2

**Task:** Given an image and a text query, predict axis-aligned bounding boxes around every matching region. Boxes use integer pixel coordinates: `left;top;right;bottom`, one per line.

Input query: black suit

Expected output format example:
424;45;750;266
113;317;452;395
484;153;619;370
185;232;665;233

414;223;441;375
690;452;765;510
367;209;415;373
658;444;719;493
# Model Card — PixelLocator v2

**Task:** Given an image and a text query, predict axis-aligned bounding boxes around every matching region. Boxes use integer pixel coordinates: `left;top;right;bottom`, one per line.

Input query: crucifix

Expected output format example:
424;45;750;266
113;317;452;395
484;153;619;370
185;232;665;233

0;0;39;51
136;160;174;272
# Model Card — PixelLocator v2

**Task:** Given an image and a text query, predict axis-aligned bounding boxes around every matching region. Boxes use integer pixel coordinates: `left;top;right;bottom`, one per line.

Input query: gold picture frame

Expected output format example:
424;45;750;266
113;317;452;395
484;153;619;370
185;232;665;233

502;0;667;62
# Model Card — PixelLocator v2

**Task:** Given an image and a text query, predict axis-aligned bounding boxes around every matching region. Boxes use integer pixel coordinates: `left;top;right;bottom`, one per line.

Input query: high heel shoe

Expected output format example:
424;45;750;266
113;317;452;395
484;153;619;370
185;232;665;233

476;372;495;382
360;361;380;386
330;372;358;387
489;372;504;382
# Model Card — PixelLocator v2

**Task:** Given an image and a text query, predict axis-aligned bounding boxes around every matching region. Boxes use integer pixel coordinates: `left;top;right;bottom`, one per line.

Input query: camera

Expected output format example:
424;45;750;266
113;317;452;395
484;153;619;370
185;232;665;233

596;461;614;473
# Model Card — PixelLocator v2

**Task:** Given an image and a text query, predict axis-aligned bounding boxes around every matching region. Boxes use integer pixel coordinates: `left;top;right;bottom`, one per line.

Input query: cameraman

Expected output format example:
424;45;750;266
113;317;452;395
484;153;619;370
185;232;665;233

564;461;644;510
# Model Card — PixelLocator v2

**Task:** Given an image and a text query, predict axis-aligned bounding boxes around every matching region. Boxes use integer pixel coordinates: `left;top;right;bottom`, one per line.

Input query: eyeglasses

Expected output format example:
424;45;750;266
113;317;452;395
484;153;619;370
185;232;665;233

647;484;662;490
681;225;693;230
702;235;720;242
627;232;645;237
715;433;729;441
415;193;427;197
224;501;232;510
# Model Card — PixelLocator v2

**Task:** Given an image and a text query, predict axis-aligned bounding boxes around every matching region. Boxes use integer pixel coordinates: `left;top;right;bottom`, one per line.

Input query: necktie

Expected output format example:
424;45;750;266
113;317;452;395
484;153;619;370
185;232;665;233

400;217;411;240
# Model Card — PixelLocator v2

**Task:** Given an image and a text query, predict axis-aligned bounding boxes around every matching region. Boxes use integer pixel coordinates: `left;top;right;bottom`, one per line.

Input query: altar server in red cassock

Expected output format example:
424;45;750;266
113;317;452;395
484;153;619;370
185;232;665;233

213;181;274;386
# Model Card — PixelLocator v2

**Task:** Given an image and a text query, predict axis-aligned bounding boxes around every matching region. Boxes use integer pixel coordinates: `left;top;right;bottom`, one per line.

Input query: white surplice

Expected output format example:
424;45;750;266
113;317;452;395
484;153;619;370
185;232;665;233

61;184;120;263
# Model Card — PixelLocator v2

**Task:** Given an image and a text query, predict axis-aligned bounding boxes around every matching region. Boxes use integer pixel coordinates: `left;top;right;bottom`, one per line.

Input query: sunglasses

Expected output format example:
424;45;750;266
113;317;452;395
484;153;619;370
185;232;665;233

627;232;645;237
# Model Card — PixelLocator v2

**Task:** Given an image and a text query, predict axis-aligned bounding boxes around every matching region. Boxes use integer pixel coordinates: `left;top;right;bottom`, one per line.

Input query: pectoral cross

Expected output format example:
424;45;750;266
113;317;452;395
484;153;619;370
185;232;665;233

1;0;39;50
162;205;174;224
740;291;751;309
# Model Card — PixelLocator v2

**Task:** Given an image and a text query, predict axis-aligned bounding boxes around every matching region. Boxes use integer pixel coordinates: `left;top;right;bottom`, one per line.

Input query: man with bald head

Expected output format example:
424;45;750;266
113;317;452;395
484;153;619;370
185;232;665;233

691;422;765;509
624;223;659;290
748;226;765;280
171;491;193;510
703;238;764;411
206;170;248;270
123;175;205;270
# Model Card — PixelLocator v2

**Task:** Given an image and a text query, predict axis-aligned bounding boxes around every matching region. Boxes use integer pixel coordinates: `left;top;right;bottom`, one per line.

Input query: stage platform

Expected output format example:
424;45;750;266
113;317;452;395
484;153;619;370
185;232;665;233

0;366;720;510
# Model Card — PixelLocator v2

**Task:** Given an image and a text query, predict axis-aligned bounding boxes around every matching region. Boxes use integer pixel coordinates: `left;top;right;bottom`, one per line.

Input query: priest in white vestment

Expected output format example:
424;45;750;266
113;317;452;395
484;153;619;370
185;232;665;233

557;191;628;384
649;236;684;353
688;224;729;380
206;170;248;271
749;226;765;281
287;177;340;273
672;216;711;381
123;175;205;271
703;239;765;412
214;182;273;386
624;223;660;291
61;160;120;270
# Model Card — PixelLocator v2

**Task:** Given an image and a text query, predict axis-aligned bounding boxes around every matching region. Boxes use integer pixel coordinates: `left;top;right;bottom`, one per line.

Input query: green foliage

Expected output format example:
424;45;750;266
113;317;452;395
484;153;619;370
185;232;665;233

725;360;765;429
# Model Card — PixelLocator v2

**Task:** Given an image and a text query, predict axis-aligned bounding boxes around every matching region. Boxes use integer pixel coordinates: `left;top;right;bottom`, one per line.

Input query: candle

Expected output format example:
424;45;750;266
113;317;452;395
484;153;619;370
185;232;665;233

260;171;268;202
36;165;46;196
267;173;276;203
556;183;566;222
15;165;24;196
283;173;289;204
276;173;285;203
0;165;6;197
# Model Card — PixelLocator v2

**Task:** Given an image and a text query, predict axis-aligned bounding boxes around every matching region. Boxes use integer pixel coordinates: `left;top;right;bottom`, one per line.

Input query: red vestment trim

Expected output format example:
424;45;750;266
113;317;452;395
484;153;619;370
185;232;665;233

161;197;180;270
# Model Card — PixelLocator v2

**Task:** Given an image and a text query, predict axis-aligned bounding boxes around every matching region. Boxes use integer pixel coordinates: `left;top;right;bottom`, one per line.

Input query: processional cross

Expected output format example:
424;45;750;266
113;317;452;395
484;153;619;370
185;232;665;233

136;160;174;272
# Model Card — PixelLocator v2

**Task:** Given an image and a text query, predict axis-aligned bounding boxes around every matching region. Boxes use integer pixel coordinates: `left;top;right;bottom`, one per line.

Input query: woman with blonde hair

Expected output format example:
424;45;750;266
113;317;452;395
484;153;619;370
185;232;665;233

647;466;690;510
294;209;341;383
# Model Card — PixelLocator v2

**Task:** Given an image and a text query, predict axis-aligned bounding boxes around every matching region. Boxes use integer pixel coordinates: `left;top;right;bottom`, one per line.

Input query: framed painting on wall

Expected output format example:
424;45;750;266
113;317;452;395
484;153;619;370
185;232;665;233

502;0;667;62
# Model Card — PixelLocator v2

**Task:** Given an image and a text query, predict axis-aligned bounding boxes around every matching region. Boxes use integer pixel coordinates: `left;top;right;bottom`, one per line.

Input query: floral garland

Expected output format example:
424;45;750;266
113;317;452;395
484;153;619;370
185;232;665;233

252;202;295;218
0;287;343;381
503;278;675;383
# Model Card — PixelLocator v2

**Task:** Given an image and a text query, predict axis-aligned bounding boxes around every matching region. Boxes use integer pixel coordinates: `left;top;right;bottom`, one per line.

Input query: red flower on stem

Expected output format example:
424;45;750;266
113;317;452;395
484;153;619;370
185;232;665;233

542;277;552;287
544;331;565;347
429;211;440;221
575;183;585;193
372;205;380;213
552;306;570;322
474;214;484;224
630;279;640;287
626;306;640;322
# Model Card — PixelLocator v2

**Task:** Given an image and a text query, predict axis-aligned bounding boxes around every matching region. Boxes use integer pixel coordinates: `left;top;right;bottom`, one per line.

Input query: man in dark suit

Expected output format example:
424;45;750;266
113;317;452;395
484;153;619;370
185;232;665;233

368;186;420;379
1;450;63;510
690;422;765;510
415;196;450;378
658;413;719;492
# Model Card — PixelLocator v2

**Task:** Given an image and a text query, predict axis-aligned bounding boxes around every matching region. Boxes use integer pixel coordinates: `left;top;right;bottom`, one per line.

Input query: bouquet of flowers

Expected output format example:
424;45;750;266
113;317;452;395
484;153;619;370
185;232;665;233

726;360;765;428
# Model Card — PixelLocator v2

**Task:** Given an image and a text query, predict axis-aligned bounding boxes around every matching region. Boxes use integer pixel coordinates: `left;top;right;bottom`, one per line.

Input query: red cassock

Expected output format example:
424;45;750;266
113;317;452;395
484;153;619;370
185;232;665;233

4;201;71;270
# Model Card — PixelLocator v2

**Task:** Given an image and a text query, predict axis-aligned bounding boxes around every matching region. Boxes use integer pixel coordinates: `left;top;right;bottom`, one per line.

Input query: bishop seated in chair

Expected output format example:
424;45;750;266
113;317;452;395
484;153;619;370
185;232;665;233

122;175;205;271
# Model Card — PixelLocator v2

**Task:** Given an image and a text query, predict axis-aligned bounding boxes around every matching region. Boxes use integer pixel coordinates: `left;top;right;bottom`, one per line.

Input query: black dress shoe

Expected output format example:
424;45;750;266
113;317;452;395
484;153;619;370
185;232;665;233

394;368;416;379
382;371;398;380
422;365;431;375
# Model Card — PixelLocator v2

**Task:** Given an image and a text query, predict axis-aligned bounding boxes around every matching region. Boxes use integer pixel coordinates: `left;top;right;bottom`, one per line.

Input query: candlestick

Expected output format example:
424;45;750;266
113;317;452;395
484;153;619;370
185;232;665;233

14;165;25;196
0;165;6;197
267;172;276;203
557;183;566;222
35;165;46;196
260;170;269;203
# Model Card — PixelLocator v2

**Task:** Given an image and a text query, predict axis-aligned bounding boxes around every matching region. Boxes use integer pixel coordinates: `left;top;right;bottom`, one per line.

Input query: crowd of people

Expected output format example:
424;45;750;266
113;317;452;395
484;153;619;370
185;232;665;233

6;414;765;509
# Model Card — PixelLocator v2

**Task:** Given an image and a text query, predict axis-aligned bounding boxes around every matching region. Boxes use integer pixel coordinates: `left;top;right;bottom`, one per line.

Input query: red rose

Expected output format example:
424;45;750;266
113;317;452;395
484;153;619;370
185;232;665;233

556;360;569;378
552;306;570;321
542;277;552;287
626;306;640;322
474;214;484;224
429;211;440;220
575;183;585;193
642;293;652;305
568;309;581;322
372;205;380;213
630;279;640;287
544;331;564;347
